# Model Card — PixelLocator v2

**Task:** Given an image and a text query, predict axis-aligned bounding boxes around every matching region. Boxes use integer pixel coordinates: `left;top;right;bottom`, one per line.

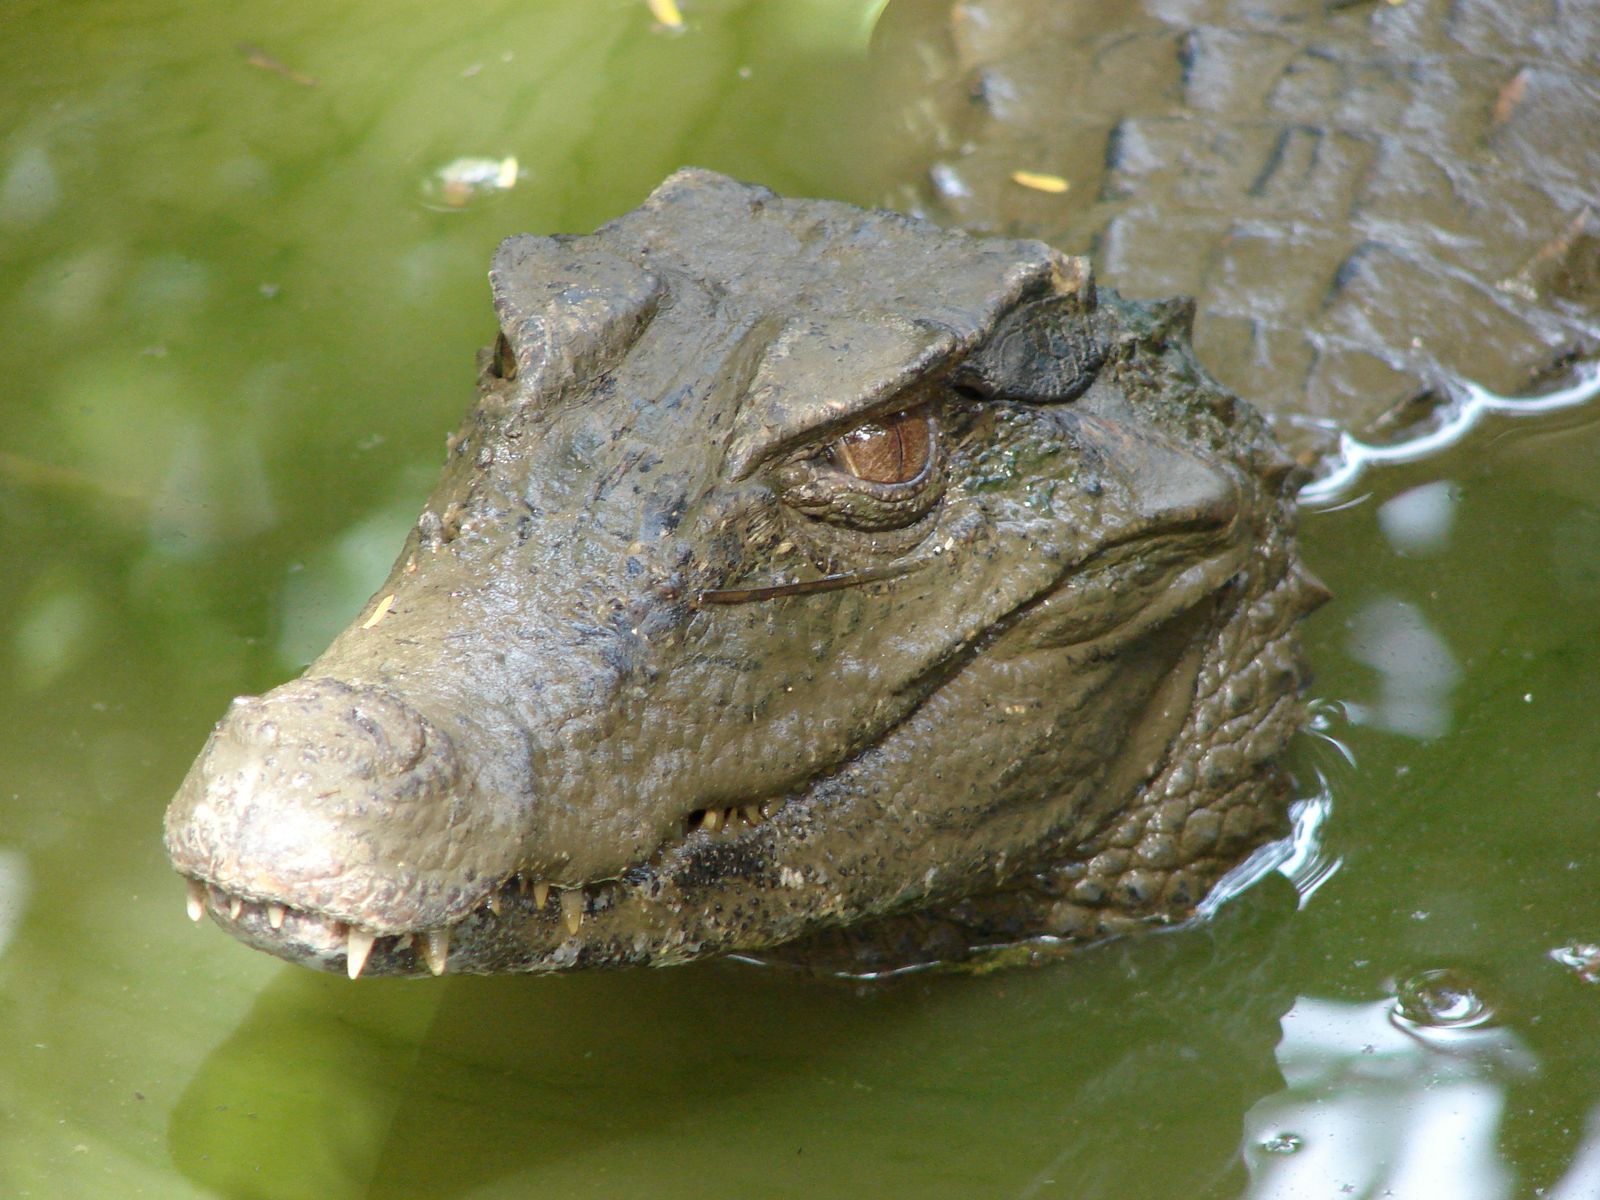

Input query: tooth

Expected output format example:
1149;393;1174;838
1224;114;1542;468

228;896;244;920
742;805;762;824
267;903;287;930
517;875;531;896
703;808;723;833
346;927;376;980
396;933;413;950
561;889;584;935
533;881;550;909
185;879;205;923
421;927;450;976
487;894;503;917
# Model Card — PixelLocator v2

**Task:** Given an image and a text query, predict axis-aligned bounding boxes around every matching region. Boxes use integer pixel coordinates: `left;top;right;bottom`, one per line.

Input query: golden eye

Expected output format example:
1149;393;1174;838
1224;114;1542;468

829;407;932;485
491;331;518;381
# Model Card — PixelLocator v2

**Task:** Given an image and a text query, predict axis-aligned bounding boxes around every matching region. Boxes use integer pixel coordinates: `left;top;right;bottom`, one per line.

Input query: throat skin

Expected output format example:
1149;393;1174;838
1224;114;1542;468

163;170;1321;978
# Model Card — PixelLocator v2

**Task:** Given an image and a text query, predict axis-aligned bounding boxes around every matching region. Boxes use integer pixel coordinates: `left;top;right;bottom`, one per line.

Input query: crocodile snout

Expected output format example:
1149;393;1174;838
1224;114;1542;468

163;676;490;932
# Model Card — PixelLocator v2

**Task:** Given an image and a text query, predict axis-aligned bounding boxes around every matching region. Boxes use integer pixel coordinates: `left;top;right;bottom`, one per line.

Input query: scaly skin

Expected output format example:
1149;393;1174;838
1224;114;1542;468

882;0;1600;459
164;170;1322;977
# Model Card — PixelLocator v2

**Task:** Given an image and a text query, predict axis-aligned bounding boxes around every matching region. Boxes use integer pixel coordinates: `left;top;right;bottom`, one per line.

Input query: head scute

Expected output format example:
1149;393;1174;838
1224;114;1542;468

488;234;664;403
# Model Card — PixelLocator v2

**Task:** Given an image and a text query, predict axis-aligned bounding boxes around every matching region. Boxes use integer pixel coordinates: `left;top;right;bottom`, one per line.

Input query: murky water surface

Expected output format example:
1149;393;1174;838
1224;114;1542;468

3;2;1598;1196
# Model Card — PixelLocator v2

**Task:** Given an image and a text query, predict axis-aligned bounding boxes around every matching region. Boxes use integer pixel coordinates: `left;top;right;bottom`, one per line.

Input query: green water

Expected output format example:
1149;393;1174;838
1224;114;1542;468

3;2;1598;1196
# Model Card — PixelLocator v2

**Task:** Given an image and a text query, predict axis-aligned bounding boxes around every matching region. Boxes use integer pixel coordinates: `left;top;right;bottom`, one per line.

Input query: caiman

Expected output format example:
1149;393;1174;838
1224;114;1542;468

164;0;1600;979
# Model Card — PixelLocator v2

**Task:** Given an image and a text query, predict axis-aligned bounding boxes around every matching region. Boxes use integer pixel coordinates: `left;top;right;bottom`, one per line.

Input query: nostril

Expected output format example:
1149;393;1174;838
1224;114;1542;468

217;678;433;776
347;700;429;772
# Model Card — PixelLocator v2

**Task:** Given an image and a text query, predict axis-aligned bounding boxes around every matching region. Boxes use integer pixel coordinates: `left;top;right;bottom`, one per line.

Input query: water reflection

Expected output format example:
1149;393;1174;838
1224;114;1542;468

276;491;428;668
1549;1109;1600;1200
1243;990;1532;1199
11;574;104;692
1299;364;1600;504
1377;480;1458;557
0;143;59;229
1342;597;1461;739
1275;702;1355;910
0;848;31;960
148;419;278;555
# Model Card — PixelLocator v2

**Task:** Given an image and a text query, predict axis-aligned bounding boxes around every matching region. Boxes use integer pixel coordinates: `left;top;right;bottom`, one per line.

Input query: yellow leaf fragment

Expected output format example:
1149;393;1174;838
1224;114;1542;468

361;593;397;630
1010;170;1070;194
647;0;684;28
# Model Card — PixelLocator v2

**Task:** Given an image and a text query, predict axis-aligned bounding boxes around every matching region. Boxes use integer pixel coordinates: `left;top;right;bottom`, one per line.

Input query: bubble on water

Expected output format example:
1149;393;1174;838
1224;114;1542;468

1391;968;1499;1030
1261;1132;1303;1155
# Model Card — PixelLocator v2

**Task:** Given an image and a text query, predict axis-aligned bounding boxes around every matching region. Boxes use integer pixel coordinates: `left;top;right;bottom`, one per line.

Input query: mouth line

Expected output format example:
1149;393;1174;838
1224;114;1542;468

181;797;790;978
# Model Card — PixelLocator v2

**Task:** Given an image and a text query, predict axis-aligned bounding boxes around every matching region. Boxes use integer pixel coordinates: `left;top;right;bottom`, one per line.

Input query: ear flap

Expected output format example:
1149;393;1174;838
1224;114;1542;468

489;234;664;401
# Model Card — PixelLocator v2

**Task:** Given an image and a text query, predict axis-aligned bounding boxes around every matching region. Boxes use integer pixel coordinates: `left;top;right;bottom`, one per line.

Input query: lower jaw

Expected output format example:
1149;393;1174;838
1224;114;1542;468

184;873;693;978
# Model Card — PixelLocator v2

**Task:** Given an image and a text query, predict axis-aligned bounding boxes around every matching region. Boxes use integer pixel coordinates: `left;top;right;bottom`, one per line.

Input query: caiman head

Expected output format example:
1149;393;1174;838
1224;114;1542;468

164;169;1323;978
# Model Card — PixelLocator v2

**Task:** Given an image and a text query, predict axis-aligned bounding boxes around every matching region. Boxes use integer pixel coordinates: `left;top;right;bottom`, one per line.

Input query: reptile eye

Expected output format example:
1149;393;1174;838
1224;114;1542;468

830;407;932;484
777;403;945;533
490;332;517;381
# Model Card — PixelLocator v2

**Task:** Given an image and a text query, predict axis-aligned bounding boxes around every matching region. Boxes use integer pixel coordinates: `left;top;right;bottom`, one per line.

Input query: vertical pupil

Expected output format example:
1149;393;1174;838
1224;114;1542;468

833;409;931;484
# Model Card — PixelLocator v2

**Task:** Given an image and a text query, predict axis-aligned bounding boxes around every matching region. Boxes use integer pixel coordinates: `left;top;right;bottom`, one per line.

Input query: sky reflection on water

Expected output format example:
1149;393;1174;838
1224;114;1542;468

1245;993;1528;1198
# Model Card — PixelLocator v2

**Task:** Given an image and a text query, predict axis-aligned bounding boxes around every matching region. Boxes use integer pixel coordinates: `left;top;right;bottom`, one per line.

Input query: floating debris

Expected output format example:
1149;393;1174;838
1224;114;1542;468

0;451;148;507
419;156;521;212
238;43;318;88
647;0;685;29
360;593;396;630
1551;943;1600;984
1010;170;1070;194
1499;205;1598;303
1492;67;1530;127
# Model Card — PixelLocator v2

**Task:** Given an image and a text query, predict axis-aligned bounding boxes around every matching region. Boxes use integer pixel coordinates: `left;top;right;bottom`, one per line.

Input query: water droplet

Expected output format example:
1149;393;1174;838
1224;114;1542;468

1261;1133;1303;1155
1392;968;1498;1030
